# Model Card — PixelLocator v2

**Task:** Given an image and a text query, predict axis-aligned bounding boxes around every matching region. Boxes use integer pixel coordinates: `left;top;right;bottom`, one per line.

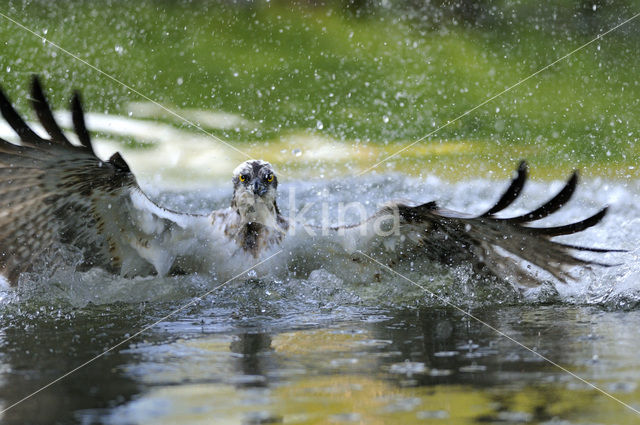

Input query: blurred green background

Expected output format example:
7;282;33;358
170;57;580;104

0;0;639;178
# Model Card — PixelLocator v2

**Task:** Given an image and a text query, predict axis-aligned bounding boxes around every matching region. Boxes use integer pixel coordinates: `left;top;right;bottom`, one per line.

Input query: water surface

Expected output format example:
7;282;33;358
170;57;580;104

0;172;638;424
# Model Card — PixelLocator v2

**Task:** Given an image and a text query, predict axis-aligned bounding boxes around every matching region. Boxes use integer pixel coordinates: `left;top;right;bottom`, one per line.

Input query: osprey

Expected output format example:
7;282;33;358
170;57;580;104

0;77;617;288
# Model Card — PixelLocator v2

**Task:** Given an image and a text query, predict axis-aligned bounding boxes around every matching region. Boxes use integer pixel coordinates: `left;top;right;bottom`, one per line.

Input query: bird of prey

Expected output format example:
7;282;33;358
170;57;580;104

0;77;617;288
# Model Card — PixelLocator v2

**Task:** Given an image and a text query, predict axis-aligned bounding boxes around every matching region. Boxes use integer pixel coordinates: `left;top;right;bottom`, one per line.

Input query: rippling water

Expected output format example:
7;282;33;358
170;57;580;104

0;173;639;424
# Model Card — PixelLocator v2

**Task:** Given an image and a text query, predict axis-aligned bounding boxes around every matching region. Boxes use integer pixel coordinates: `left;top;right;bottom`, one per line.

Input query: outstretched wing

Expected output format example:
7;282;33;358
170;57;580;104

0;76;207;285
333;161;618;288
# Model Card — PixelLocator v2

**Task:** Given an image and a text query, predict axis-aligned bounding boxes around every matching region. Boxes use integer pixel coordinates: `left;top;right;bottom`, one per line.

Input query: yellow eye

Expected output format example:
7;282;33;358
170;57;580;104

238;175;246;182
267;174;274;182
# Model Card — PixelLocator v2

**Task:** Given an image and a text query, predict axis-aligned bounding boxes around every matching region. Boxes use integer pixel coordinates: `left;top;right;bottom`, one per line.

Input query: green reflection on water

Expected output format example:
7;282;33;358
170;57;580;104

103;307;640;425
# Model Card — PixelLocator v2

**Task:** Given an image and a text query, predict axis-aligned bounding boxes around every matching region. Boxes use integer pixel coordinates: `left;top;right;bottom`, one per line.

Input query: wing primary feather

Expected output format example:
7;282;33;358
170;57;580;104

480;160;527;217
554;241;626;253
505;171;578;223
0;83;47;146
523;207;608;236
71;91;95;154
30;75;72;146
0;76;207;285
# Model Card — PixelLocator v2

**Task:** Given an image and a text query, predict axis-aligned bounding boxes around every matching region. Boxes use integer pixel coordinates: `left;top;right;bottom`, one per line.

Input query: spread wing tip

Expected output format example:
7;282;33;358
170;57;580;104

1;74;97;155
30;75;73;146
480;160;528;217
507;170;578;224
480;163;602;239
525;206;608;237
70;90;95;154
0;79;46;146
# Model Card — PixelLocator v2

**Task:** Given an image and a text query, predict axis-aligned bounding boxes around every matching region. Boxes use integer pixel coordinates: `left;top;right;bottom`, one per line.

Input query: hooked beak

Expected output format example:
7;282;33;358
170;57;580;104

252;180;267;196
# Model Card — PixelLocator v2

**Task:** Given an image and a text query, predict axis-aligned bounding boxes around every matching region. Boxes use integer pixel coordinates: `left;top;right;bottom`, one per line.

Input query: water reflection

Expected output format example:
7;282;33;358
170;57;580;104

230;333;273;389
0;304;638;423
71;306;640;424
0;305;144;425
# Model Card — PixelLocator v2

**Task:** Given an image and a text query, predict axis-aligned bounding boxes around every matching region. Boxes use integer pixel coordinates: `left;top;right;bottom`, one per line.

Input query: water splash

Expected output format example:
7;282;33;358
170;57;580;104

1;174;637;312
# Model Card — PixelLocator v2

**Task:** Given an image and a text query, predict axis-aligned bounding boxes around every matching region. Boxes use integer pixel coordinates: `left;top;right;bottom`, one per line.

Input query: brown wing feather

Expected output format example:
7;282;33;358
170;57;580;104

398;161;619;287
0;76;137;284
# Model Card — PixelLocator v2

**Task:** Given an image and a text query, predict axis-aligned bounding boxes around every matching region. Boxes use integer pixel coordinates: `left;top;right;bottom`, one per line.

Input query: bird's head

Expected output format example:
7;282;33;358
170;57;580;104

231;160;280;225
